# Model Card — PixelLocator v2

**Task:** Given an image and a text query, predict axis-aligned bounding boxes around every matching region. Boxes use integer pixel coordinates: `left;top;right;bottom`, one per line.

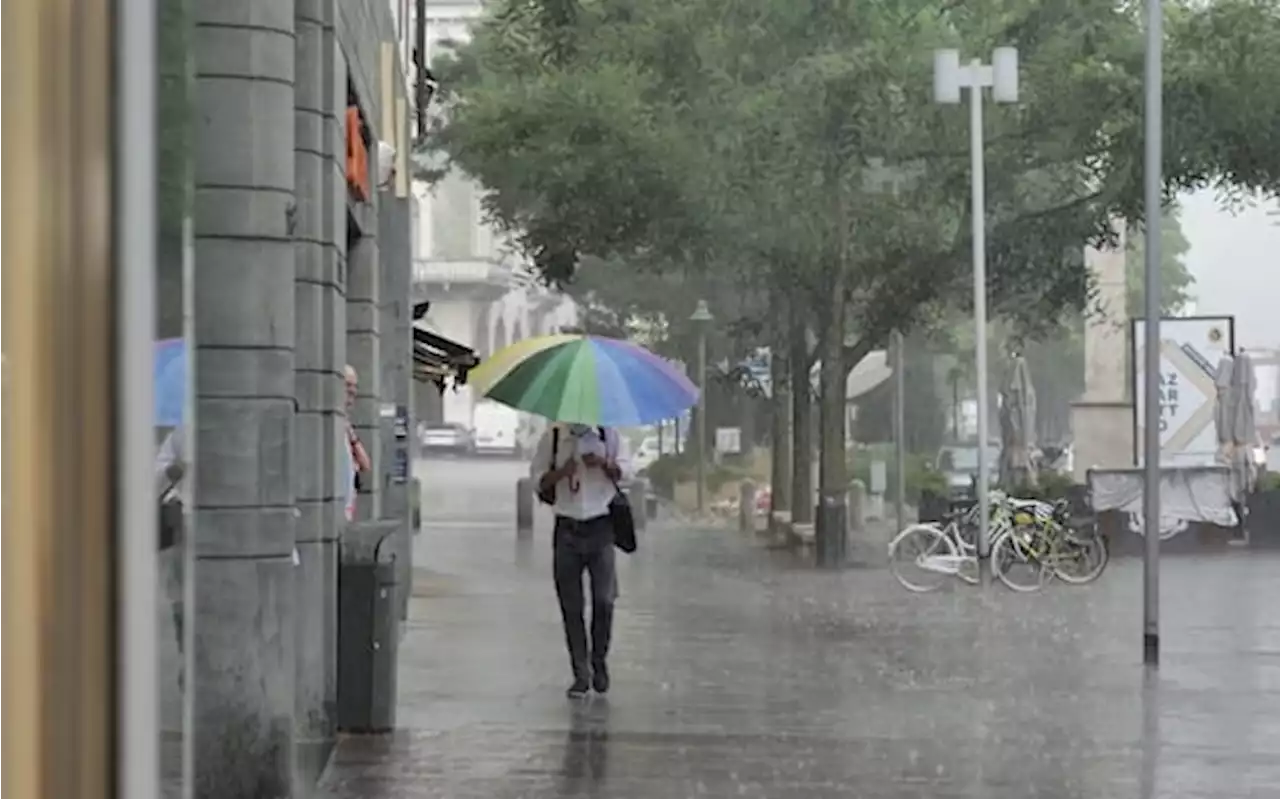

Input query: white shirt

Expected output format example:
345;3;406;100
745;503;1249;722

529;424;632;521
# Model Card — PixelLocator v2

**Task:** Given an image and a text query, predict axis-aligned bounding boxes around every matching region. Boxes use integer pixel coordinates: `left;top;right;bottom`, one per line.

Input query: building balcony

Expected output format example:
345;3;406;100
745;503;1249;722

413;257;512;286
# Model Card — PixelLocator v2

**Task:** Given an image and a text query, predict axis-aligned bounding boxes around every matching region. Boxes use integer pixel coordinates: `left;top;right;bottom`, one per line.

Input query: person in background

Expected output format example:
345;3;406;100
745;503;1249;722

155;424;187;689
343;365;372;521
530;423;631;698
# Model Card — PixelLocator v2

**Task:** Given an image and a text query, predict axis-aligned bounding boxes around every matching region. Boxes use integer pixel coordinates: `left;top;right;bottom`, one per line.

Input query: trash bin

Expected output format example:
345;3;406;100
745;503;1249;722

337;520;401;733
625;478;648;533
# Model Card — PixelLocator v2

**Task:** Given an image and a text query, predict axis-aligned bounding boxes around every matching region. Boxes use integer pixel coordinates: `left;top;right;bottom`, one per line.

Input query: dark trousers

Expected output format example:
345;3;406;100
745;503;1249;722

553;514;617;678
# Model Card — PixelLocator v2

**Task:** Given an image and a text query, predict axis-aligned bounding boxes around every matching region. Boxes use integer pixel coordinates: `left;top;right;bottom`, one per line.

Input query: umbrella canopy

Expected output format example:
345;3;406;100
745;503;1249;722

998;355;1037;487
154;337;186;427
468;334;699;427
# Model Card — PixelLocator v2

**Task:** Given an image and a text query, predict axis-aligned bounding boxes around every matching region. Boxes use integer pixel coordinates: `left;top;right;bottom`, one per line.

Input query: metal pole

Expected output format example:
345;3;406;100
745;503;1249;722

696;328;708;512
893;330;906;533
969;62;992;584
1142;0;1164;667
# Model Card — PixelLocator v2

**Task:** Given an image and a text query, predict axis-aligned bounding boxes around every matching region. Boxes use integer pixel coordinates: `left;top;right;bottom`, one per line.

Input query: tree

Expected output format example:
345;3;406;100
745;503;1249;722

1125;210;1195;317
432;0;1280;543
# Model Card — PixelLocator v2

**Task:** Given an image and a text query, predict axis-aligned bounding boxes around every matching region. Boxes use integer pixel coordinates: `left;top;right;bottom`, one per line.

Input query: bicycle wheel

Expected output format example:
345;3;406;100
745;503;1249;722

889;524;958;592
992;529;1048;592
1053;528;1109;585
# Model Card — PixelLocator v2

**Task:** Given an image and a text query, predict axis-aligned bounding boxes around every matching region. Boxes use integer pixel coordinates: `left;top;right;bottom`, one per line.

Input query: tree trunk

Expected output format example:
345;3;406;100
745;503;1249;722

789;310;813;525
817;266;847;564
769;313;792;524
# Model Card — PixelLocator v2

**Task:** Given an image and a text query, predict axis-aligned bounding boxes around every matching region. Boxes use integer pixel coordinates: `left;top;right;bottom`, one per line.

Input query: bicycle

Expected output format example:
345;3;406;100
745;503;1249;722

991;499;1109;591
889;493;1108;592
887;504;1014;592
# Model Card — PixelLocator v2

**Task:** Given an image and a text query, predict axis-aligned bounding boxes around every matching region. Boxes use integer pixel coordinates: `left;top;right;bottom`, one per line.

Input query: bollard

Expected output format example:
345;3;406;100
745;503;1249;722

848;479;866;533
626;478;648;533
739;480;757;533
516;476;534;535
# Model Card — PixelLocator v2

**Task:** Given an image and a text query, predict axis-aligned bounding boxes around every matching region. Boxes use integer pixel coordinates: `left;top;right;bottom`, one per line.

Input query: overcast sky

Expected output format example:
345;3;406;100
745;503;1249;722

1181;190;1280;351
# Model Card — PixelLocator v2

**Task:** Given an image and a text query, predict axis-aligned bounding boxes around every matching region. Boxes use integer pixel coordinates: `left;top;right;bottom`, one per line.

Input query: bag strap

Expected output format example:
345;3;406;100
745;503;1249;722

598;427;626;501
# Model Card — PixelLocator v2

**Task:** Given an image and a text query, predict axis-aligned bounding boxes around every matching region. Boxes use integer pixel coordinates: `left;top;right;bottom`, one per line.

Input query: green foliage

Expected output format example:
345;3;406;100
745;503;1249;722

847;446;947;504
1256;471;1280;494
433;0;1280;500
642;451;752;499
641;453;687;500
1006;470;1076;502
434;0;1280;355
1125;210;1195;317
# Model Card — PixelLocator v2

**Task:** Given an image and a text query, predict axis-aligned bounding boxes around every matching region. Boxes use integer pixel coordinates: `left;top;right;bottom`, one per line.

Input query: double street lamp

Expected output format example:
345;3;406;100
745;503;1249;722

933;46;1019;582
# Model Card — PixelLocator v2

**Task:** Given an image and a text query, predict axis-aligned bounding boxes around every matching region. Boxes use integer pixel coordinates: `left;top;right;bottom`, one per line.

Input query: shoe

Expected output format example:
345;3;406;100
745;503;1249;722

591;663;609;695
566;677;590;698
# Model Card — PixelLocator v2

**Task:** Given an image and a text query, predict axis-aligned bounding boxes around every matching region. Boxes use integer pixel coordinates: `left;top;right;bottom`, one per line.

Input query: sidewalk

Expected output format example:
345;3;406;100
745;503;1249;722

318;519;1280;798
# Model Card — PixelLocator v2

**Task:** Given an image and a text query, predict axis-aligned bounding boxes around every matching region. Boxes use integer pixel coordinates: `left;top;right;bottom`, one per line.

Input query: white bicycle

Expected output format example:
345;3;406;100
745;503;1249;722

887;503;1013;592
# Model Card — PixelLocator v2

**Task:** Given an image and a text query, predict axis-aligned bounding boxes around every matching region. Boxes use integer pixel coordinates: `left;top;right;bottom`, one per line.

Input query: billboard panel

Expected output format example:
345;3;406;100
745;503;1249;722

1131;316;1235;466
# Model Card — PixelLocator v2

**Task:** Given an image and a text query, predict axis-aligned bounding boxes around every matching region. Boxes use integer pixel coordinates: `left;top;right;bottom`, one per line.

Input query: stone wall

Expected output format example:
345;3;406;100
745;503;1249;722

193;0;408;795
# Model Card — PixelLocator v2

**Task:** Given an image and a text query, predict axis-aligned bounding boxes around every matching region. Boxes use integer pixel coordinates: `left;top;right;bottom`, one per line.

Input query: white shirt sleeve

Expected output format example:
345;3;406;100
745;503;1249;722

529;427;556;481
609;429;633;482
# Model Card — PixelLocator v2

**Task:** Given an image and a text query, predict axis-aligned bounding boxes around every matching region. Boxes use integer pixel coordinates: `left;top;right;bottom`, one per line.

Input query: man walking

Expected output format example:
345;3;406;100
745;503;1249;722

530;423;631;697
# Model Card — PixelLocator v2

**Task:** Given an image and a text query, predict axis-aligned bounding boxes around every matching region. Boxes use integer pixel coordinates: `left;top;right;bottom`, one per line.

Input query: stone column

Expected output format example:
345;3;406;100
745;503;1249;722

347;221;382;520
291;0;341;780
191;0;297;795
1071;223;1135;481
379;190;413;618
322;11;348;748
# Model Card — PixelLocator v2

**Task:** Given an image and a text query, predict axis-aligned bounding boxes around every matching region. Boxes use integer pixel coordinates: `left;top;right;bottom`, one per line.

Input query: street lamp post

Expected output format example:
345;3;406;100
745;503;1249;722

934;46;1019;584
1141;0;1164;667
690;300;714;513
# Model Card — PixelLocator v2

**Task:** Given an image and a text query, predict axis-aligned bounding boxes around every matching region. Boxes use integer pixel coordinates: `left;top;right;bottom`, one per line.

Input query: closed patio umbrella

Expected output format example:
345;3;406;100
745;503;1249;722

998;354;1037;488
1214;350;1257;505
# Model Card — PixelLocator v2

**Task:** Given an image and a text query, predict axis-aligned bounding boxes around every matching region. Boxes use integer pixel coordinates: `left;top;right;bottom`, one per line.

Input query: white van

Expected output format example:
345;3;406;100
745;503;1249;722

472;401;522;457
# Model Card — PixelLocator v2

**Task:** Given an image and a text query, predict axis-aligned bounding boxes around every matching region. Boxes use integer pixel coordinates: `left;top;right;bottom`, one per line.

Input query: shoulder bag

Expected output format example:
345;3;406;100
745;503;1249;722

601;427;637;553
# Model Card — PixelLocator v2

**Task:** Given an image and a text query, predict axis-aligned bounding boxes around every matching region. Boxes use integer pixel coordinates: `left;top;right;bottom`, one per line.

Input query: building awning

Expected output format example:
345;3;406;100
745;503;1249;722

413;326;479;391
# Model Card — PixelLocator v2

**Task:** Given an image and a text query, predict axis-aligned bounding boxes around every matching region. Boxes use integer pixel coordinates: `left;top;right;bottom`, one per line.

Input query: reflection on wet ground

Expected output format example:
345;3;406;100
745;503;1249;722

315;461;1280;797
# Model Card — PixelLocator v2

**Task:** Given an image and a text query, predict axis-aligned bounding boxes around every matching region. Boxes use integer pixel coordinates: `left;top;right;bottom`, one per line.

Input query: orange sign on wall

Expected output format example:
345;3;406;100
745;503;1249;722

346;106;371;202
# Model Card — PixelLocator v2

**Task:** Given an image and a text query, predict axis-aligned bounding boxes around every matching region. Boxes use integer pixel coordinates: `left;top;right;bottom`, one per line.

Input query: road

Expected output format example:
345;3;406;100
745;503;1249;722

318;456;1280;798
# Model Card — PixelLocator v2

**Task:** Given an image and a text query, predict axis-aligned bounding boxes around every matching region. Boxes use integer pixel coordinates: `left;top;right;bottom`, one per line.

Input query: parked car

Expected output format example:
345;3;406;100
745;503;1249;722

472;401;522;457
934;441;1001;499
420;423;473;456
633;436;661;472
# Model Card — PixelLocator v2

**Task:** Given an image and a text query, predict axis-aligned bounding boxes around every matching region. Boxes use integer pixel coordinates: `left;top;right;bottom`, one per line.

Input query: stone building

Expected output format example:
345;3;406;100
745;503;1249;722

188;0;425;795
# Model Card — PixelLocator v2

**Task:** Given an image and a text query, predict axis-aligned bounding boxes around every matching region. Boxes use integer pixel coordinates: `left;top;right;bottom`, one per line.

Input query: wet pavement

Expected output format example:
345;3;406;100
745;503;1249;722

318;458;1280;798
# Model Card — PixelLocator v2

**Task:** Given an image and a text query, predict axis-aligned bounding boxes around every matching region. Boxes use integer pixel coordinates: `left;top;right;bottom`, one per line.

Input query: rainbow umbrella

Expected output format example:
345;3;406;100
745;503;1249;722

154;337;186;426
469;334;699;427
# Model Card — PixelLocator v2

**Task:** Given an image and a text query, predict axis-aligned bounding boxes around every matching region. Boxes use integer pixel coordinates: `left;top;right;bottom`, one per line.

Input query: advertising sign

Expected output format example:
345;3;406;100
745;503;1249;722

1131;316;1234;466
715;427;742;455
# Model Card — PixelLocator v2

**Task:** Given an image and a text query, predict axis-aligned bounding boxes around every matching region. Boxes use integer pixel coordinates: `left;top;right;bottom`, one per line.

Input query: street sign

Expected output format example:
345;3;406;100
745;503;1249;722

1132;316;1234;466
715;427;742;455
869;460;887;494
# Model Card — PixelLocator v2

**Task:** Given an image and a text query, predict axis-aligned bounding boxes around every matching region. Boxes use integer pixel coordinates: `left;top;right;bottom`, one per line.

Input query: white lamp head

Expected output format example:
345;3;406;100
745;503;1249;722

933;49;961;104
992;47;1020;103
